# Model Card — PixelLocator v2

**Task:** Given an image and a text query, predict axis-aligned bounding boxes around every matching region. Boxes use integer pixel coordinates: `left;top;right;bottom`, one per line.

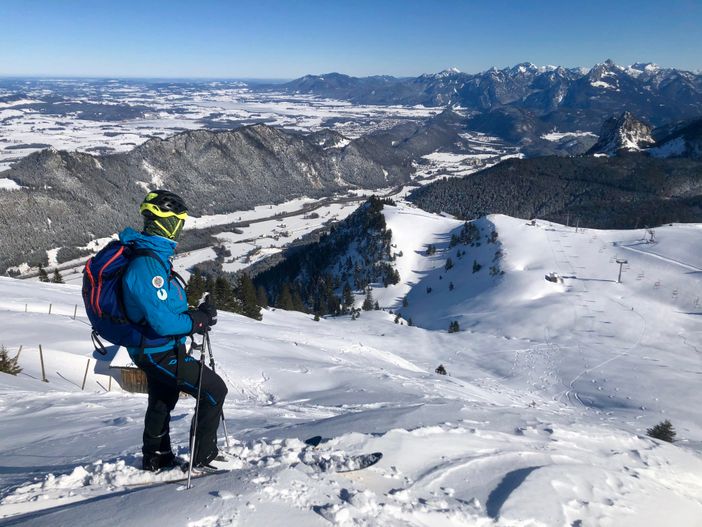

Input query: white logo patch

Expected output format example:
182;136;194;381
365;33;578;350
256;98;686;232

157;289;168;301
152;276;165;288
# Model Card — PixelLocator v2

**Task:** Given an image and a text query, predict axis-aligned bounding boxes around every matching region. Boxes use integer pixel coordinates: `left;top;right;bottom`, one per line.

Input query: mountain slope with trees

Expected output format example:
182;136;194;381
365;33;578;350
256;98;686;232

0;124;412;273
253;197;399;316
409;154;702;228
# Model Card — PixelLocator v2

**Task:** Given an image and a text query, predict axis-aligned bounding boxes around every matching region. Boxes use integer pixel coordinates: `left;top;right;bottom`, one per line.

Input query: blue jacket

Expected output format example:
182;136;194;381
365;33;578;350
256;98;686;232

119;228;193;357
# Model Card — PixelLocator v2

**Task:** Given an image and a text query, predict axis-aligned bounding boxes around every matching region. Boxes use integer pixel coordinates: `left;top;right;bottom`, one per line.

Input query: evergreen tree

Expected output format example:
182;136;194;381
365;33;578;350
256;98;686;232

38;265;49;283
448;320;460;333
51;269;64;284
391;269;401;284
402;296;409;308
291;285;306;312
472;260;482;273
186;271;207;306
647;420;676;442
342;283;354;312
256;285;269;308
277;283;294;310
449;281;454;291
374;301;380;310
0;345;21;375
214;276;237;312
329;293;341;315
237;274;262;320
407;318;413;326
204;275;216;304
362;288;374;311
394;313;400;324
445;258;454;271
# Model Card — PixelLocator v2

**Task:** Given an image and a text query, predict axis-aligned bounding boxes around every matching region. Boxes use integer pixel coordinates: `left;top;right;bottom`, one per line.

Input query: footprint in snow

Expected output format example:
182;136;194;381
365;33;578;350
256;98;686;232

104;416;132;426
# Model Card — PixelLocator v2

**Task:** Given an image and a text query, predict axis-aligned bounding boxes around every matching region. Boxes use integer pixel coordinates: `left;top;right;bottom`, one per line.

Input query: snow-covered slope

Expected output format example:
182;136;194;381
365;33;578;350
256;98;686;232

380;206;702;439
1;204;701;526
650;118;702;160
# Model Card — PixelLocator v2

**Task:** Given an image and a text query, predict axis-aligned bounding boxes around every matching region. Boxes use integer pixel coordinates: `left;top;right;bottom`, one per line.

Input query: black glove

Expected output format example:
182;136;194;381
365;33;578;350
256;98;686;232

188;302;217;335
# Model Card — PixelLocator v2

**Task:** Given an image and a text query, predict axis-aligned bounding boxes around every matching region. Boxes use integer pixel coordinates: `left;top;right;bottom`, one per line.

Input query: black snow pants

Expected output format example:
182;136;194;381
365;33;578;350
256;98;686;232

134;344;228;466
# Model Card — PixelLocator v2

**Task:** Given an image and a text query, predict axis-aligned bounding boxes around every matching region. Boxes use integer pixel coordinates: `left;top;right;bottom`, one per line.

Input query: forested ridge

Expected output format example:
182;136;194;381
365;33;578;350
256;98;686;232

253;196;400;316
409;154;702;228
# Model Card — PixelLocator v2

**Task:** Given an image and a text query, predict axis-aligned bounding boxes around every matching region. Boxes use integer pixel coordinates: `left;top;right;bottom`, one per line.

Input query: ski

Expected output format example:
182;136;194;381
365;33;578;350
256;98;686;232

303;451;383;473
122;439;380;490
302;435;383;472
123;467;229;489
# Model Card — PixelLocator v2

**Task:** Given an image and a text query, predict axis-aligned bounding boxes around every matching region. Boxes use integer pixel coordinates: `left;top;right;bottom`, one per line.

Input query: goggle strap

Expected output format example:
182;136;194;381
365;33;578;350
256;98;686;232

152;218;184;240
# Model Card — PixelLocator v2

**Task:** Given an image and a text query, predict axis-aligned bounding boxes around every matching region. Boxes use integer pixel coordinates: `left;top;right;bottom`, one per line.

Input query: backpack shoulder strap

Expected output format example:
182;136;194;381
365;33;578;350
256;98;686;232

171;269;187;289
131;248;184;287
131;248;169;275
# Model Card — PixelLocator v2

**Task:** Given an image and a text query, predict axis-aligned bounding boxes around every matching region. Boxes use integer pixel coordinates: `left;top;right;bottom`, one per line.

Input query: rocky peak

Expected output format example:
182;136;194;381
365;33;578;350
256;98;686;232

587;111;655;156
508;62;538;76
440;67;461;75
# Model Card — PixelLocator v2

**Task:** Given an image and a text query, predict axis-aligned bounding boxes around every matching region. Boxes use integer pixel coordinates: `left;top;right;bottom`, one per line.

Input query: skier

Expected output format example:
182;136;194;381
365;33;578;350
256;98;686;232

120;190;227;472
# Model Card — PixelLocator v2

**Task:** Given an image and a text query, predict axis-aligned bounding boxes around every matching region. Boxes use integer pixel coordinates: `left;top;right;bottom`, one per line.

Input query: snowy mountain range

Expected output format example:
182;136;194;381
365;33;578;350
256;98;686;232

270;60;702;134
1;202;701;525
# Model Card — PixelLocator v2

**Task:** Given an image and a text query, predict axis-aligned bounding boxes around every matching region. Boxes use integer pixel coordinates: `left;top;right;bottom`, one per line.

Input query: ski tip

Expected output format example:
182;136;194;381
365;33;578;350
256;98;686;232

304;435;323;447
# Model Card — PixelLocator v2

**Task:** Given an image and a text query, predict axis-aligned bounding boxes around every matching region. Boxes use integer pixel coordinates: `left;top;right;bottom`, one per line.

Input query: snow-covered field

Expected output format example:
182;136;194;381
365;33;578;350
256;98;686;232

41;190;395;285
1;204;701;526
0;80;439;171
413;132;522;184
541;131;598;142
177;199;364;279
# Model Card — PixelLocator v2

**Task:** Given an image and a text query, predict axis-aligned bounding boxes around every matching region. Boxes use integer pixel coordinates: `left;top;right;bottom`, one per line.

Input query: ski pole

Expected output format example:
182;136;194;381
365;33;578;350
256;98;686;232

205;329;230;448
186;343;207;490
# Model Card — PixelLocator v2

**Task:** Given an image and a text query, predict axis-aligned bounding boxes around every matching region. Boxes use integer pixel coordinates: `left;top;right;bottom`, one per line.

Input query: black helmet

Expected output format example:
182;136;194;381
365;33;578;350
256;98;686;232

140;190;188;240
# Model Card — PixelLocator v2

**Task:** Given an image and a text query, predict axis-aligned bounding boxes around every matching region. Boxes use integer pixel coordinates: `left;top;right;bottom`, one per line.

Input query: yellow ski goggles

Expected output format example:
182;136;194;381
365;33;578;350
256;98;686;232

139;202;189;220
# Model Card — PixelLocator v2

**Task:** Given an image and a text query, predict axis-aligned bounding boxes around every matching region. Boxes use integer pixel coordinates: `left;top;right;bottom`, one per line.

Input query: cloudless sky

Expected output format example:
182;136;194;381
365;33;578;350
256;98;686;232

1;0;700;78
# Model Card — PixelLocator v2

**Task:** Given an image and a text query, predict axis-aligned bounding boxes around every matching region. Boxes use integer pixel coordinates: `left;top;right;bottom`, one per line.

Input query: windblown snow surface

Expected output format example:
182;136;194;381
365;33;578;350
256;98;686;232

1;204;701;526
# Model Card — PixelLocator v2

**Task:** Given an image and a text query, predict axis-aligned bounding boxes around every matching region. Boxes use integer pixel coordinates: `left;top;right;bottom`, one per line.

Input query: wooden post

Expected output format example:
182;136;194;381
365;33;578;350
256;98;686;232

48;303;52;315
108;375;112;392
39;345;48;382
15;345;23;361
81;359;91;391
73;305;78;320
25;304;27;313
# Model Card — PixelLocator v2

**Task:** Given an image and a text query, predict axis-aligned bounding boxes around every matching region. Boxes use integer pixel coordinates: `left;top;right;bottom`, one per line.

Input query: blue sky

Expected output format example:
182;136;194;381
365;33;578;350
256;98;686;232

1;0;700;78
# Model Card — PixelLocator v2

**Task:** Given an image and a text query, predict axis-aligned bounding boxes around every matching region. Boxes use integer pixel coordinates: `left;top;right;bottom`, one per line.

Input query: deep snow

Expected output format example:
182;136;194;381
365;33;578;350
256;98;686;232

1;203;701;526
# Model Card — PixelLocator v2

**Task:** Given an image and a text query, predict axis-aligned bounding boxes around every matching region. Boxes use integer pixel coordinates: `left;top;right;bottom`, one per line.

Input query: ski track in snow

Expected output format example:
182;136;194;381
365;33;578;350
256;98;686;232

619;243;702;273
541;226;656;413
1;205;702;525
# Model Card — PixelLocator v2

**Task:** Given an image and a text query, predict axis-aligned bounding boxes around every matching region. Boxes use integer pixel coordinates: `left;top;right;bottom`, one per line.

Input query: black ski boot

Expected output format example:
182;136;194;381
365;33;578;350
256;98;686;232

142;451;180;472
